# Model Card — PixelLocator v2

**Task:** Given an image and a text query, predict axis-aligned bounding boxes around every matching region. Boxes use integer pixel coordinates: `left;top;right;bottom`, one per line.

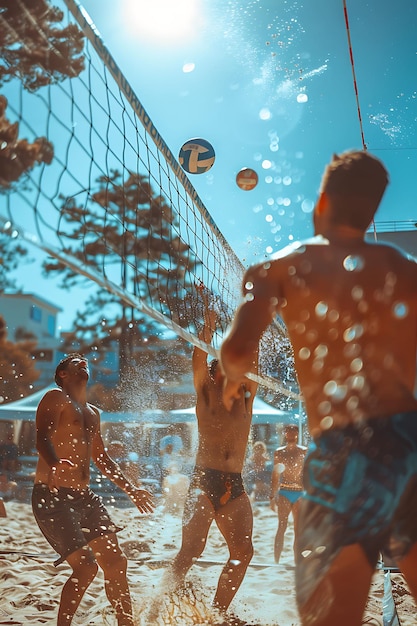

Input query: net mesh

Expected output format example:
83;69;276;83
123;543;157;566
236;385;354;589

0;0;299;401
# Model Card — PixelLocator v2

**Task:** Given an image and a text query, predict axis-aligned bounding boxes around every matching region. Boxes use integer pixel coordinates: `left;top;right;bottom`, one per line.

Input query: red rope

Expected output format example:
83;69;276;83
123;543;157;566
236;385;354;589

342;0;367;152
343;1;377;238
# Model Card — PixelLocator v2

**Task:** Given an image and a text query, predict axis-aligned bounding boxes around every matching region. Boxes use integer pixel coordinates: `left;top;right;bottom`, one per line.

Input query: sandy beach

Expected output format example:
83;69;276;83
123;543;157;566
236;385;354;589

0;497;416;625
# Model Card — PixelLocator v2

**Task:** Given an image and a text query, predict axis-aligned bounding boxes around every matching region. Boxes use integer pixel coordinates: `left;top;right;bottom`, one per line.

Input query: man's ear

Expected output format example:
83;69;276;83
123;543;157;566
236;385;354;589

315;191;328;215
58;369;67;383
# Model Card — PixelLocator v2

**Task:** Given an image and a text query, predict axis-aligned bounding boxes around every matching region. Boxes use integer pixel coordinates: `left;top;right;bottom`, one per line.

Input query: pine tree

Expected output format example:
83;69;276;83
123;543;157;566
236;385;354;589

0;315;40;402
43;170;198;384
0;0;85;91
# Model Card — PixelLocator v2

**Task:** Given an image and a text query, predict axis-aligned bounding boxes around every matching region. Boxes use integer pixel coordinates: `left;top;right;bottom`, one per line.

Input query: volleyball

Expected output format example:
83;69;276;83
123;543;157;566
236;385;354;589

236;167;258;191
178;138;215;174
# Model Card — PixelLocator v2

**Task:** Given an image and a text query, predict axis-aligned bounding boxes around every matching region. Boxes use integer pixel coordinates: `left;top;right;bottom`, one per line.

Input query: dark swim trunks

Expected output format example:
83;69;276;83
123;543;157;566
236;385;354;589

32;484;122;566
296;411;417;608
188;465;245;511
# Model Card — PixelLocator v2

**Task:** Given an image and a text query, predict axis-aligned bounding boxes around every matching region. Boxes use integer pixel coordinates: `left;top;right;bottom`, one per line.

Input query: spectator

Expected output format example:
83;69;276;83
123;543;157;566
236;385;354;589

246;440;271;502
0;428;20;475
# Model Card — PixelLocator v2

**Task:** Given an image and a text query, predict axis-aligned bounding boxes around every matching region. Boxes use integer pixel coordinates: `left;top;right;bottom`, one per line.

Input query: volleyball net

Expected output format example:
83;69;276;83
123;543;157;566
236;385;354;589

0;0;299;401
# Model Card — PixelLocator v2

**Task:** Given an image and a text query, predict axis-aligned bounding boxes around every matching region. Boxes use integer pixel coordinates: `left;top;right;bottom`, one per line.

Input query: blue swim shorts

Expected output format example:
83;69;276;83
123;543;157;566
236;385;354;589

296;412;417;607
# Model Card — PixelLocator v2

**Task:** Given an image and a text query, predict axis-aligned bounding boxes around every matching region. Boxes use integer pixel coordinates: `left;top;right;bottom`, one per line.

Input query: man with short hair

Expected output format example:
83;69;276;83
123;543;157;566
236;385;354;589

220;151;417;625
32;353;154;626
156;300;258;624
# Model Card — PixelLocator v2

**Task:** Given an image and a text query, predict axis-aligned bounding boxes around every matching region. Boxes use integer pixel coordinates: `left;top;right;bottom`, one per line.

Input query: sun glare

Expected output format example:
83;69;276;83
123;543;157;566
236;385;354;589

123;0;202;43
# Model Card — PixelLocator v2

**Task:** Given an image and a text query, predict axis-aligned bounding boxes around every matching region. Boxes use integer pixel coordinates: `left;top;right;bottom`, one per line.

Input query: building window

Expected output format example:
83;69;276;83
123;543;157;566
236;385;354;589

30;306;42;322
47;314;56;336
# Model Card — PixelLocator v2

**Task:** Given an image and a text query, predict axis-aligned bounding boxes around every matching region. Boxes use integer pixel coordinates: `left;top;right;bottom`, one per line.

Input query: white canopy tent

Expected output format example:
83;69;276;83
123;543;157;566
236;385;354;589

0;388;304;427
170;396;304;426
0;386;55;421
0;387;171;424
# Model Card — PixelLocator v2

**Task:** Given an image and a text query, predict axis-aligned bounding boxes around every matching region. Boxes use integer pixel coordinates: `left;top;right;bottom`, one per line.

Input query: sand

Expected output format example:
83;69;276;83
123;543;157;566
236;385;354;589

0;498;416;625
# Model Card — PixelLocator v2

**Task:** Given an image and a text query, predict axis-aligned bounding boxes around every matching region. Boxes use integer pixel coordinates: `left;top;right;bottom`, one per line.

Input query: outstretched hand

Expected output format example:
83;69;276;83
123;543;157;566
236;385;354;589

222;378;244;411
130;487;155;514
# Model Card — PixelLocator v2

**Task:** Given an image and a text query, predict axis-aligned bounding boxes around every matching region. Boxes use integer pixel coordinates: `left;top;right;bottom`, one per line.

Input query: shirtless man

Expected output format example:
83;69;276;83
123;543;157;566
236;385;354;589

220;151;417;625
270;424;306;563
159;303;258;623
32;354;154;626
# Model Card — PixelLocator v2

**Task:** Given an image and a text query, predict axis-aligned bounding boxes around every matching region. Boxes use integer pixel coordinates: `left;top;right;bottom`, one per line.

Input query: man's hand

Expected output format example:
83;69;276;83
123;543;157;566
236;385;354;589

129;487;154;514
222;378;244;411
47;458;76;492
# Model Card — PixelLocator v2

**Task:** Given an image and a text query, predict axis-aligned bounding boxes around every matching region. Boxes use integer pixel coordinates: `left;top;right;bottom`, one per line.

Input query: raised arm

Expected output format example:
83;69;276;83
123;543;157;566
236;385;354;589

92;427;154;514
192;304;218;389
221;263;279;410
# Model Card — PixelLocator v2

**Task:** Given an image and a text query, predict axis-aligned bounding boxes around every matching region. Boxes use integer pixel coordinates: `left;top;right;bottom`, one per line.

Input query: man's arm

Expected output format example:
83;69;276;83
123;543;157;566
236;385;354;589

92;428;154;514
193;307;217;389
220;263;279;410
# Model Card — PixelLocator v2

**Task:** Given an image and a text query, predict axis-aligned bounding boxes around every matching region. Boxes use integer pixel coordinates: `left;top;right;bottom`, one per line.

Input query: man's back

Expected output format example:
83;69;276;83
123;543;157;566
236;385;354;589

220;150;417;625
268;235;417;433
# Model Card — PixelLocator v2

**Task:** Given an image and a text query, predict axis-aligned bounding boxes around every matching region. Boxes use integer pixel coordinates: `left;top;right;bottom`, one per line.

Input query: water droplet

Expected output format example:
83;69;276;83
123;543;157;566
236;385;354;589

315;301;328;317
350;358;363;373
299;347;311;360
314;344;328;358
318;400;331;415
351;286;363;301
393;301;408;318
343;324;364;342
323;380;337;396
320;416;333;430
343;255;364;271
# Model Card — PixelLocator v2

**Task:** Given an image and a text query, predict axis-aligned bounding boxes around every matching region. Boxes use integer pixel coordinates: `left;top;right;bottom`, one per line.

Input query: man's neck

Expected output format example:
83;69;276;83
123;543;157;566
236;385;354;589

63;384;87;404
316;224;365;240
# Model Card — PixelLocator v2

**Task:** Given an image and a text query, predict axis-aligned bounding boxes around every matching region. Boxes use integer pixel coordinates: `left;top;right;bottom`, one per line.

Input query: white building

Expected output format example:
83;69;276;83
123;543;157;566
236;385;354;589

0;293;62;387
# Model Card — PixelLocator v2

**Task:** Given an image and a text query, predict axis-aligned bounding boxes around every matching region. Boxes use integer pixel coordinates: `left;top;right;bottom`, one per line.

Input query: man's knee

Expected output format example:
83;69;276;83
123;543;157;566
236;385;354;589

231;538;254;566
71;560;99;589
100;549;128;578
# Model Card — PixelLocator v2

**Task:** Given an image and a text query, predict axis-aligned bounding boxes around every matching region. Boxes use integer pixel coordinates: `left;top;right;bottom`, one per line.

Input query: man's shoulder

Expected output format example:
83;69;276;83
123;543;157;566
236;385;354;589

368;239;417;261
273;446;286;456
87;402;100;416
37;387;71;412
41;387;65;402
270;239;314;261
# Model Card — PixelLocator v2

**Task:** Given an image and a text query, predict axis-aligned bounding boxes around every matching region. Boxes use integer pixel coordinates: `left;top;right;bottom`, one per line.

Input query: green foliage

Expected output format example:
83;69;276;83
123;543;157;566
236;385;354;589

0;233;30;292
0;0;85;91
43;170;198;381
0;95;53;187
0;315;40;402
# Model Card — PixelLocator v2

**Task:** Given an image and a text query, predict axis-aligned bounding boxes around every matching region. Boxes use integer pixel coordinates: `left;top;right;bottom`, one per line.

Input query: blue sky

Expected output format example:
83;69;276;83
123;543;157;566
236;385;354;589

8;0;417;330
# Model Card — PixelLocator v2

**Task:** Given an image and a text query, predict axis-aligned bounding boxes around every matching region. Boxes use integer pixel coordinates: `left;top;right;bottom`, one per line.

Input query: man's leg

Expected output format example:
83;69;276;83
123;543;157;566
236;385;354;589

147;493;215;621
90;534;134;626
297;543;374;626
292;500;301;563
58;547;98;626
274;495;291;563
213;493;254;613
170;492;215;584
